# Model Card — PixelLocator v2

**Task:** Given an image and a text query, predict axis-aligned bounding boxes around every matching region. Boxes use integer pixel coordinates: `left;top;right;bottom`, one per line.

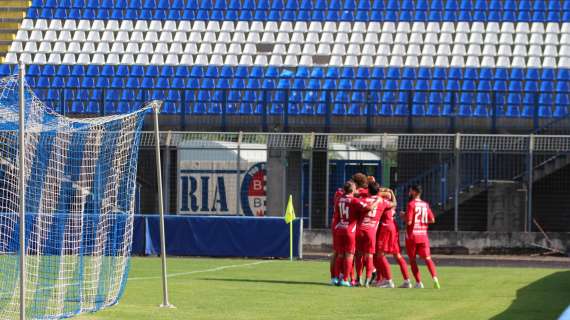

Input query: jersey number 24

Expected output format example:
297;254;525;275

414;206;428;224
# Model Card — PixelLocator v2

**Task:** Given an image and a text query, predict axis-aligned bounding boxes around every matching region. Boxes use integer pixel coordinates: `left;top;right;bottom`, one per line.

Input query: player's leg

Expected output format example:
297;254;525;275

373;253;385;285
418;243;440;289
377;252;395;288
341;253;355;286
330;251;339;285
406;240;422;287
394;252;411;288
354;251;364;286
364;253;375;287
340;235;356;287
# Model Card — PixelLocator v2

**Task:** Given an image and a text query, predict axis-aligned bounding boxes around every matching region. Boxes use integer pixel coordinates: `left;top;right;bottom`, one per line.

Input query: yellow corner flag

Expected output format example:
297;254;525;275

284;195;296;261
284;195;296;224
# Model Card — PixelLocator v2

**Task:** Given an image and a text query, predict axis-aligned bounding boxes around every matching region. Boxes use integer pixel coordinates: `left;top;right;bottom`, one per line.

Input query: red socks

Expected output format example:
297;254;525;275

334;256;343;279
365;255;375;279
396;255;410;280
343;256;354;282
426;258;438;278
380;255;392;280
355;255;364;281
410;258;421;283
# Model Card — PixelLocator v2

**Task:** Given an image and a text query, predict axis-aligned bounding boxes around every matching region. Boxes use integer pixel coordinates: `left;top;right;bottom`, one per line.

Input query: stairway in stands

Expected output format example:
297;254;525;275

0;0;28;63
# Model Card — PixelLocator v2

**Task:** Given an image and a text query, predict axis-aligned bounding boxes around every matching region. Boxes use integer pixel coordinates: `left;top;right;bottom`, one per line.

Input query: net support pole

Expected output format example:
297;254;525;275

453;133;461;232
18;62;26;320
526;135;534;232
153;104;174;308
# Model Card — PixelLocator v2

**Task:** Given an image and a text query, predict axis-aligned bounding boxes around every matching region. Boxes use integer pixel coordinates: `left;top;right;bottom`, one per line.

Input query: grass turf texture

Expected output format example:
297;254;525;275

78;257;570;320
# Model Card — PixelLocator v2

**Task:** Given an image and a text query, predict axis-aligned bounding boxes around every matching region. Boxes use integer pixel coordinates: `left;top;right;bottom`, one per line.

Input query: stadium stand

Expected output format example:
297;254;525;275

1;0;570;132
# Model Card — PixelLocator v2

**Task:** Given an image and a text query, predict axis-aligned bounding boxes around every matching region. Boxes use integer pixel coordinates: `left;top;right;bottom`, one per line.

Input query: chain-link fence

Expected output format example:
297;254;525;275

137;132;570;233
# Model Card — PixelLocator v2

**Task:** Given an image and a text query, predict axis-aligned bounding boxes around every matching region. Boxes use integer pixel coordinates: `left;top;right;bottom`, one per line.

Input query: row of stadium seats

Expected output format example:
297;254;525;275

20;19;570;35
4;63;567;117
25;0;570;22
11;43;570;59
31;86;570;117
13;65;570;83
15;24;570;41
6;52;570;68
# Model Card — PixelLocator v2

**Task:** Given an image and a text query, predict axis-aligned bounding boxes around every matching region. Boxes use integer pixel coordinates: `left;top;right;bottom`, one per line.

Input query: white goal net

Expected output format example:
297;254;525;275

0;75;155;319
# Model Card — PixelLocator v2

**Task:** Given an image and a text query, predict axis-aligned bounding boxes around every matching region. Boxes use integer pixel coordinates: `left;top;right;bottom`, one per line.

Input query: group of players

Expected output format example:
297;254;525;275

330;173;440;289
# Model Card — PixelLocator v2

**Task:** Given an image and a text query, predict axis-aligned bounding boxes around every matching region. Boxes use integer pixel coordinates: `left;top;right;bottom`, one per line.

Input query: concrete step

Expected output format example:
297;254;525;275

0;1;30;7
0;32;14;41
0;21;20;29
0;11;25;20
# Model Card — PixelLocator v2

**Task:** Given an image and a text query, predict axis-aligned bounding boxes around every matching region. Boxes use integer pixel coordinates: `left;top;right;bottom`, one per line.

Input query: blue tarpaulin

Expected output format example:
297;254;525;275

132;215;302;258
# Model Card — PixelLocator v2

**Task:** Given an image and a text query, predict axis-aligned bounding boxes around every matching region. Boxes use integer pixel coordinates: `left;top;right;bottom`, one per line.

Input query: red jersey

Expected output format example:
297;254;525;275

380;207;396;225
405;199;435;243
356;187;369;198
358;195;390;232
331;188;344;230
334;194;365;234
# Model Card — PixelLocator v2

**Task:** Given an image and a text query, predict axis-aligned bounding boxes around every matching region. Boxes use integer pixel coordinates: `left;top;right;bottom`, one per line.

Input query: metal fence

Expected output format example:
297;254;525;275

136;132;570;233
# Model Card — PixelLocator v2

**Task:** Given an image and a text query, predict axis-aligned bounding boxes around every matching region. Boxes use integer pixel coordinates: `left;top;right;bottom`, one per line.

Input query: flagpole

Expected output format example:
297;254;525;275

289;218;293;261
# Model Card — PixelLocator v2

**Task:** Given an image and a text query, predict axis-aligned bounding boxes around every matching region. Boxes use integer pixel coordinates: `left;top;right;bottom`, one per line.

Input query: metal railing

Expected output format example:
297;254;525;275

136;132;570;233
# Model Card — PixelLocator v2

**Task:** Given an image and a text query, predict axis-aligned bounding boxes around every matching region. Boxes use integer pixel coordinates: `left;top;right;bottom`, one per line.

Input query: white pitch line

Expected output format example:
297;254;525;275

128;260;272;281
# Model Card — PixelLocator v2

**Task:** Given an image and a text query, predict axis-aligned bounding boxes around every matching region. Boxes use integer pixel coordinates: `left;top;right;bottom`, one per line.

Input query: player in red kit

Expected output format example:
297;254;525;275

350;173;369;285
354;182;394;287
333;181;372;287
329;186;345;285
375;189;412;289
402;185;440;289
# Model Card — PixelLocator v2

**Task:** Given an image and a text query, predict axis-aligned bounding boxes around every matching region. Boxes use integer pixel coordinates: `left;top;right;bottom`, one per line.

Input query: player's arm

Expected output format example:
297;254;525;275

383;189;397;209
427;205;435;224
402;203;414;226
356;198;373;213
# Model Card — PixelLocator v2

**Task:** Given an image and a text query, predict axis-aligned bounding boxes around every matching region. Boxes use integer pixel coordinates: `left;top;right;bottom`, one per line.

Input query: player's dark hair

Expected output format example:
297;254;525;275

351;173;368;188
410;184;423;195
343;181;355;194
368;182;380;195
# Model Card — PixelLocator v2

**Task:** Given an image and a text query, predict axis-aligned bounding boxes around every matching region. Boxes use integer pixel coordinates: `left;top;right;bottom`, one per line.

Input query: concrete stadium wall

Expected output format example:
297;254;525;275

304;229;570;255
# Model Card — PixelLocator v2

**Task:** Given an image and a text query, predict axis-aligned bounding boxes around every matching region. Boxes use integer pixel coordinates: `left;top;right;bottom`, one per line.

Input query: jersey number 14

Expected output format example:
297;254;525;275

339;202;350;220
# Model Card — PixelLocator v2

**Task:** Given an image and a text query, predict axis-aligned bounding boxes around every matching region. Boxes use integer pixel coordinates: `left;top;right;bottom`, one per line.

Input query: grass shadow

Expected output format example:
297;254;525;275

491;270;570;320
200;278;331;287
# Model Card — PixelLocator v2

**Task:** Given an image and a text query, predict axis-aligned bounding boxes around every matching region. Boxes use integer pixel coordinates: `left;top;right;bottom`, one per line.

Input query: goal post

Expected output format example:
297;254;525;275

0;65;170;320
18;61;26;320
152;102;174;309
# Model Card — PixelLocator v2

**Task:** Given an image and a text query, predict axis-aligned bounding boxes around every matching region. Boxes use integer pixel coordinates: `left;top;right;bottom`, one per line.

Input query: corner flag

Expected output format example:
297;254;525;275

284;195;296;224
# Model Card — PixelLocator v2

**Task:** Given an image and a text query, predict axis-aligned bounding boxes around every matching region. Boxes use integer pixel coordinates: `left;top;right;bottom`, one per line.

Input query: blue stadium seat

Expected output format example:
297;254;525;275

506;93;521;118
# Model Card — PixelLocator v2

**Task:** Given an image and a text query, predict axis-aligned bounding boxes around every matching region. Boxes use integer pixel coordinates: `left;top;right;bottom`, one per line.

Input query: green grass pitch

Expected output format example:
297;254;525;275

77;257;570;320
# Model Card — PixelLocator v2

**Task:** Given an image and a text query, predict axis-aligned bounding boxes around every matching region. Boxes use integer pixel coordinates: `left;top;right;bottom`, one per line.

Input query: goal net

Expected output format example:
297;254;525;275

0;75;155;319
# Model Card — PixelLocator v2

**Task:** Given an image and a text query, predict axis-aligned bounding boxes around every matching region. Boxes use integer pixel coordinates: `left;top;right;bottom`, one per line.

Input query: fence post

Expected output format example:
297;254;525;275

308;132;315;229
284;89;289;132
381;133;388;187
236;132;243;215
527;134;534;232
454;133;461;231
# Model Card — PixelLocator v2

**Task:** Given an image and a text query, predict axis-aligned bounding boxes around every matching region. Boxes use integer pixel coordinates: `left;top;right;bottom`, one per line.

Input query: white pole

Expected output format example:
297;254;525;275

18;62;26;320
153;104;174;308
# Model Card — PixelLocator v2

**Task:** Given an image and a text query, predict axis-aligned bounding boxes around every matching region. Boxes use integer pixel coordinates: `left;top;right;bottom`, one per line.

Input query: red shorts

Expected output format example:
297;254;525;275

336;232;356;254
405;239;431;259
376;223;401;254
356;229;376;254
